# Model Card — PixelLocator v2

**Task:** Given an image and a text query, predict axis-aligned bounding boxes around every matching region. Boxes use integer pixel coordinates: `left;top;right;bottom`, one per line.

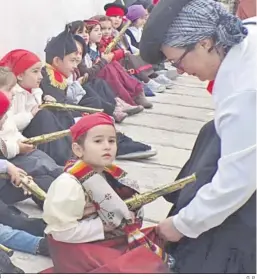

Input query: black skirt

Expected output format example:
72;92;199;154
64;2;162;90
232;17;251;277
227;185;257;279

165;120;256;274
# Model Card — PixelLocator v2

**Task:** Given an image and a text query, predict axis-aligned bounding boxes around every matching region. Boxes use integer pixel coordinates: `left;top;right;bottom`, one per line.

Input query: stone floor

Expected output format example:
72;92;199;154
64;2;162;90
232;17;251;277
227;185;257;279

11;72;214;273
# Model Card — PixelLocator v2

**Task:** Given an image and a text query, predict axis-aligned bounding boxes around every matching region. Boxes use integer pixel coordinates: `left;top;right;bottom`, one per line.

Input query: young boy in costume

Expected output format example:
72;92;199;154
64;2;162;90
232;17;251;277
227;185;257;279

43;24;157;161
43;112;173;273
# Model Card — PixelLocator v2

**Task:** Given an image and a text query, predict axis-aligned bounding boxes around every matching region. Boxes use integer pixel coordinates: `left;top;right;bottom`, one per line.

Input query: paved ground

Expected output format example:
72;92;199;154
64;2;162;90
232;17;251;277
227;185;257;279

11;72;214;273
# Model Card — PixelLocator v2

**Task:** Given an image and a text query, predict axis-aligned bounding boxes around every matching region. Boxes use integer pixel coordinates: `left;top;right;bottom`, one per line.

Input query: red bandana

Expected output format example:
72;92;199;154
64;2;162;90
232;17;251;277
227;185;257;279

106;7;125;17
70;112;115;141
0;49;40;77
84;19;100;27
0;92;10;118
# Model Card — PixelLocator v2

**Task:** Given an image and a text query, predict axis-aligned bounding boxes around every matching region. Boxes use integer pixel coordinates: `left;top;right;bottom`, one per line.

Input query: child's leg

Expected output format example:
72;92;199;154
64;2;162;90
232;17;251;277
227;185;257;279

0;199;45;237
81;83;115;116
0;224;40;255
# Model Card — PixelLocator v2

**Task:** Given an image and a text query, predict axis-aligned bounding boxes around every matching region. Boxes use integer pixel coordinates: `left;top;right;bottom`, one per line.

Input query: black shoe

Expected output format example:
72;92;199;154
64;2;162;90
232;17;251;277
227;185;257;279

37;238;50;257
116;132;157;160
0;250;25;274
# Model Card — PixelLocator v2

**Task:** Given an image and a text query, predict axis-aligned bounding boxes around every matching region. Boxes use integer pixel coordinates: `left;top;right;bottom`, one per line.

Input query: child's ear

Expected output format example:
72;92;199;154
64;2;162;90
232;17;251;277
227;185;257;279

52;57;61;68
17;73;24;82
72;142;84;158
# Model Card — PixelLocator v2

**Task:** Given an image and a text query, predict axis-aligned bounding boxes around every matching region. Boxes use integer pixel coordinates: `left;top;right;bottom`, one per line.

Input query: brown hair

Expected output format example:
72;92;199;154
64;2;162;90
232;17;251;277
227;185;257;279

0;67;16;90
93;15;112;23
71;133;87;159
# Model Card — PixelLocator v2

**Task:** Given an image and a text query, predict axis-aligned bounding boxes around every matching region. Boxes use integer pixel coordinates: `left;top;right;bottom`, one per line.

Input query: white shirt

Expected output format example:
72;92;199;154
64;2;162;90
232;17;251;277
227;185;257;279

43;173;105;243
0;112;26;159
173;18;257;238
11;84;43;132
125;26;143;54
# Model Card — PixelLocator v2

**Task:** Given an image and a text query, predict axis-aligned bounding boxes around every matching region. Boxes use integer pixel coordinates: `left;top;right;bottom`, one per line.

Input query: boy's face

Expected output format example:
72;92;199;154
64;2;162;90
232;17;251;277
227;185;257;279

110;16;123;29
54;52;78;77
100;20;113;38
75;26;90;45
72;125;117;171
89;25;102;44
18;62;43;89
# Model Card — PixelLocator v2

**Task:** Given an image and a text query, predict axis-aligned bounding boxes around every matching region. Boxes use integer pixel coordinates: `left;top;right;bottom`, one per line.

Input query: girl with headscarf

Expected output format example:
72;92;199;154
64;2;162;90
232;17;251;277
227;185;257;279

0;50;73;166
140;0;256;273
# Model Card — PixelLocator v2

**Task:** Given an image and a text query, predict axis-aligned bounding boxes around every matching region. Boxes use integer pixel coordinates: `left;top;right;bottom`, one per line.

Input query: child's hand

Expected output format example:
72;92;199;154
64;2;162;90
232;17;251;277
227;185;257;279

103;223;115;232
18;141;35;154
31;105;41;116
78;74;89;85
83;203;97;217
102;53;114;63
129;211;136;223
44;95;56;103
7;162;26;186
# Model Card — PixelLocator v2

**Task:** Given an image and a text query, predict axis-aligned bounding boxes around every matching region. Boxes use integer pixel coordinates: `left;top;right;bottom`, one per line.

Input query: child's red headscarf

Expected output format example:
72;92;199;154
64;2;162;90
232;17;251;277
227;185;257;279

0;92;10;118
0;49;40;76
70;112;115;142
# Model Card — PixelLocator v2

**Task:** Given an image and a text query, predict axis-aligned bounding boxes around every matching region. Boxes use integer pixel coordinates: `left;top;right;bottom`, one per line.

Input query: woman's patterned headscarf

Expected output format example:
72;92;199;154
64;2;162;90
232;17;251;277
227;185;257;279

163;0;248;48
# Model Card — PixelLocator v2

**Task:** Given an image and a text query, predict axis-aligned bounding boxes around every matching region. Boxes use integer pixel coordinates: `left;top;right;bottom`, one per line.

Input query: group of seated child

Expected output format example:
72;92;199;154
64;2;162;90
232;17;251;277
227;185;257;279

0;0;177;274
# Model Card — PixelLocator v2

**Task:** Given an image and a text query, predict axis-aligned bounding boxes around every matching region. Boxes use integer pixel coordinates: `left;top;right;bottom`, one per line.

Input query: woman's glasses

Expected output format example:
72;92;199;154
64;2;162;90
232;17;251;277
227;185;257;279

170;44;195;69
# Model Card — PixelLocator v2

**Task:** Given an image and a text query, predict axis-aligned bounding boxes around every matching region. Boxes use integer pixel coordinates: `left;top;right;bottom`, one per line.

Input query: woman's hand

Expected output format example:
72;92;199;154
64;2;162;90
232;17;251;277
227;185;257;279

156;216;184;242
6;162;26;186
43;95;56;103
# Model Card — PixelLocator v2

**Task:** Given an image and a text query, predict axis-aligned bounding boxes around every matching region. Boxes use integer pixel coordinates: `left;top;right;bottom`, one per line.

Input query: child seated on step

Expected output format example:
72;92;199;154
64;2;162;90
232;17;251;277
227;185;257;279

68;34;128;123
0;85;63;209
0;52;72;166
43;112;171;274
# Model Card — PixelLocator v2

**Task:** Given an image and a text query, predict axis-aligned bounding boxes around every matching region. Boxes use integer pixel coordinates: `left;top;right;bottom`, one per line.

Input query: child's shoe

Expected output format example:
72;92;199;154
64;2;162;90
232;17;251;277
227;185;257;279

146;79;166;93
154;74;174;89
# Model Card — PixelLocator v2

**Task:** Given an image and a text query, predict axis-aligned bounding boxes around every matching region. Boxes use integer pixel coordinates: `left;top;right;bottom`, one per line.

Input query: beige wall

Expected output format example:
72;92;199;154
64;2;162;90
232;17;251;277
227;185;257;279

0;0;110;58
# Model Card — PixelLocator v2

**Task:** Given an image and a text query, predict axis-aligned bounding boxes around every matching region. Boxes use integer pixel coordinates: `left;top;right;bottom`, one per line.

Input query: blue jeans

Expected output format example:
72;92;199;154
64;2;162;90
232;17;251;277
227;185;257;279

0;224;41;255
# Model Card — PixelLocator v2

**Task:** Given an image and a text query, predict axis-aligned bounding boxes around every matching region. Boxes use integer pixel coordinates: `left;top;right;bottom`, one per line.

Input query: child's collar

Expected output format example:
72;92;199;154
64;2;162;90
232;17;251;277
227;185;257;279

90;43;98;51
45;64;68;90
64;159;127;181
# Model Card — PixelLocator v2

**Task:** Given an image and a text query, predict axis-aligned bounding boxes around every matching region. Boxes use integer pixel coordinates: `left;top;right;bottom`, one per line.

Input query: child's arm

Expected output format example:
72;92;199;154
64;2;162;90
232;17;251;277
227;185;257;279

78;58;108;81
0;159;7;173
43;173;105;243
112;49;126;61
66;81;86;105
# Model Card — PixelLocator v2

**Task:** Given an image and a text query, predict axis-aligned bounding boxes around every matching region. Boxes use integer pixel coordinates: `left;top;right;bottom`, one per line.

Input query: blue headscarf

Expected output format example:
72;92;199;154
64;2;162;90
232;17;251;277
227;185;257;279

163;0;248;48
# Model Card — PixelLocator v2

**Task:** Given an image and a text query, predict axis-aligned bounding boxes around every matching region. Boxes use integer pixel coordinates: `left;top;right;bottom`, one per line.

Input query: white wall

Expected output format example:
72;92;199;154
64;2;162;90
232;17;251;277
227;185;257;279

0;0;110;59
